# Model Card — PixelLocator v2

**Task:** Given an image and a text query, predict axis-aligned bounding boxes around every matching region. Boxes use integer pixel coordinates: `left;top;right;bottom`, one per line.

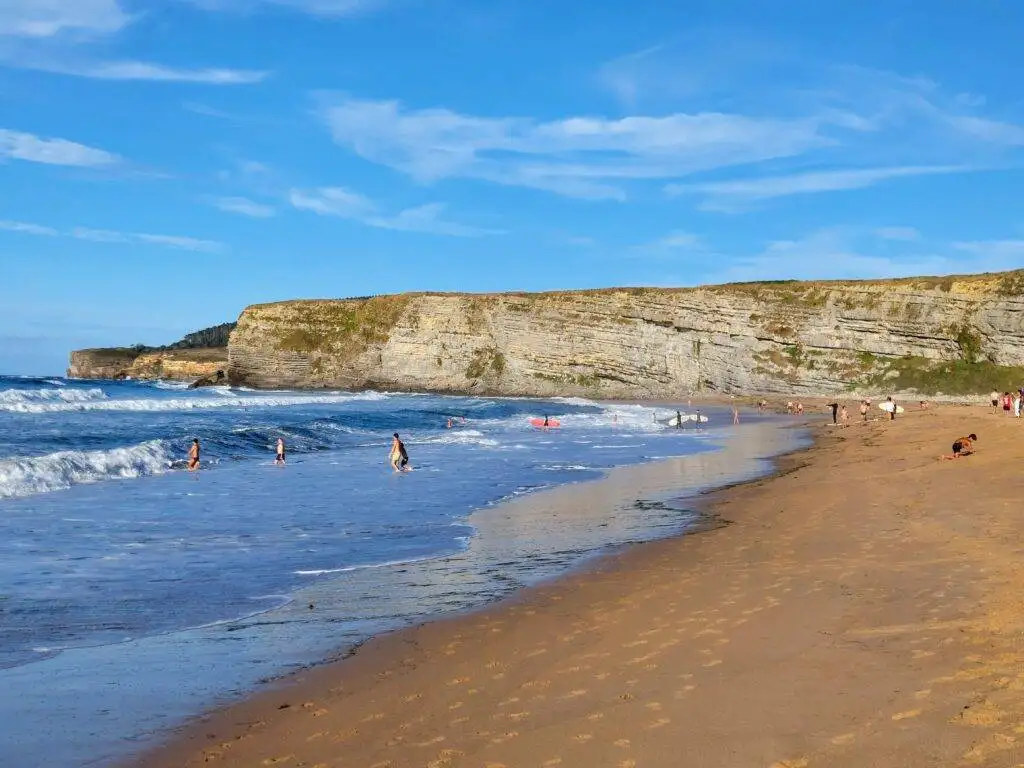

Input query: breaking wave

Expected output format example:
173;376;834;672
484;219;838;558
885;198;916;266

0;390;386;414
0;387;107;406
0;441;174;499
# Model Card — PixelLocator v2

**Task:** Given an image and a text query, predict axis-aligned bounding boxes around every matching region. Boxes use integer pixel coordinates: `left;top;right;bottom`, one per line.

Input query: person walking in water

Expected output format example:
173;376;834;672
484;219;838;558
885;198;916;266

275;438;286;465
675;410;683;428
187;438;201;471
390;433;410;472
732;406;740;425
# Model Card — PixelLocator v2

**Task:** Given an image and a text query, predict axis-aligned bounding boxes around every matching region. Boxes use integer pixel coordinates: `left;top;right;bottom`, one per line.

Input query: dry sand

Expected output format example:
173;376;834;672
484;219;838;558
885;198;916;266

140;404;1024;768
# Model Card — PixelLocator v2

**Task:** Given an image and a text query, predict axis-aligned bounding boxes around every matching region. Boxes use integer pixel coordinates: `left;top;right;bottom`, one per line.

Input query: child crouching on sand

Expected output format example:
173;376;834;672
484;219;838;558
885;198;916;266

941;433;978;460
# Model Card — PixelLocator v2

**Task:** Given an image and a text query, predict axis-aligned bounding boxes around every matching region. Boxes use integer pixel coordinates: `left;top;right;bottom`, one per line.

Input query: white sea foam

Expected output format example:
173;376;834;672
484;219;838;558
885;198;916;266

0;387;107;405
0;440;173;499
420;429;499;447
0;390;387;414
295;553;442;576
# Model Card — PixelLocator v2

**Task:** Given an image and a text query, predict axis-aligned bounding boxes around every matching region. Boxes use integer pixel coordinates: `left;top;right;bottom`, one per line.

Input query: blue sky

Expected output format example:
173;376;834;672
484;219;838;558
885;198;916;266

2;1;1024;374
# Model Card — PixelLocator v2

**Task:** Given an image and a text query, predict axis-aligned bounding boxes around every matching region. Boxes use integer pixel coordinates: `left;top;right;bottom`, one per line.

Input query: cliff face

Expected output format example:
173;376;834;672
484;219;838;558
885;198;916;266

226;271;1024;397
69;348;228;381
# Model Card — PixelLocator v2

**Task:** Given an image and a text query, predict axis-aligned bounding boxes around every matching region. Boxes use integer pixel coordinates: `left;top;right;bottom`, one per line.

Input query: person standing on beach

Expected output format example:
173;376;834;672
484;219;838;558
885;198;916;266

275;438;285;465
827;402;839;425
860;400;869;422
187;439;200;471
991;389;1001;410
840;405;849;427
886;396;896;420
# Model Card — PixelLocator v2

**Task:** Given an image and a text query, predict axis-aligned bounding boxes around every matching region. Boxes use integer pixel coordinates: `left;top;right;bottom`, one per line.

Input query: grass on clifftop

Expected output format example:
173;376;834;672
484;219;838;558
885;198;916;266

859;356;1024;395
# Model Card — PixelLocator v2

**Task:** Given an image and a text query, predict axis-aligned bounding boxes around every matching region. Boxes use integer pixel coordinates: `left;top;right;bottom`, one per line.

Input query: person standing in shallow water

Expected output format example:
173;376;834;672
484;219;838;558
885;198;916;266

187;439;200;471
390;433;410;472
275;438;285;465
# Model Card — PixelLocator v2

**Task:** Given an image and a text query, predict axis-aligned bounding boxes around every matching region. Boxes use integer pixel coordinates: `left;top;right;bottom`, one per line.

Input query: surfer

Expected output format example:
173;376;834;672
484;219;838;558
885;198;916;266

886;396;896;420
187;438;200;471
827;402;839;424
275;438;285;465
390;433;410;472
696;409;703;429
942;433;978;460
543;415;550;427
675;410;682;428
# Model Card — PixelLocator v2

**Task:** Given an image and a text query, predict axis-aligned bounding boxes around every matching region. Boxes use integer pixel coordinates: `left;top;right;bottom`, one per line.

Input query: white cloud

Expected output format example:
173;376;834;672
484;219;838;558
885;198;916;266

53;60;268;83
72;227;129;242
952;240;1024;267
184;0;384;17
874;226;920;242
668;166;972;211
0;219;226;252
0;0;129;38
319;96;834;200
135;233;224;252
289;186;501;237
0;128;119;167
0;0;267;84
0;219;58;235
704;228;953;284
213;196;276;217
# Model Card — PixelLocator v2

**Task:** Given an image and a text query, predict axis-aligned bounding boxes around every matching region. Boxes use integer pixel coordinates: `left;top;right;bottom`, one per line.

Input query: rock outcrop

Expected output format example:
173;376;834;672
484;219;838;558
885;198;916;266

68;348;228;382
226;271;1024;397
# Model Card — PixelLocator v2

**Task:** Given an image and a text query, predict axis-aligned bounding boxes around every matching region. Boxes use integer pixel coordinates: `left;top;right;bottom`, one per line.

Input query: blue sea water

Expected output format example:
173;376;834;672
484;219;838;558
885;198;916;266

0;376;795;767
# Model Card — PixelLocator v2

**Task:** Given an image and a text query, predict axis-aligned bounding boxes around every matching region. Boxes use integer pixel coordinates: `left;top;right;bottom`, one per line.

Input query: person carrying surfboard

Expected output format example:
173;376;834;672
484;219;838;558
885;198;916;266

390;433;410;472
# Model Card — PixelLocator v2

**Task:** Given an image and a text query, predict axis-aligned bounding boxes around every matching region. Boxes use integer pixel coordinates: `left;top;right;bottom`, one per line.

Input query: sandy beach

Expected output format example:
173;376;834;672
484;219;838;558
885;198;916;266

139;402;1024;768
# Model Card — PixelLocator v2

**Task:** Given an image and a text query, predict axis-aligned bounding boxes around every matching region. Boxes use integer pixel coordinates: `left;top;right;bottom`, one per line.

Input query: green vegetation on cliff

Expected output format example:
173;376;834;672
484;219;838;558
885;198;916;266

275;296;410;359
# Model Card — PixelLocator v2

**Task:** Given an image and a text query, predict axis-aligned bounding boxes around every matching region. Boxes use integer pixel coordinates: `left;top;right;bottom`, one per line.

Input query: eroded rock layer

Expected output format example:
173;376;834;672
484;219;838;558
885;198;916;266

226;272;1024;397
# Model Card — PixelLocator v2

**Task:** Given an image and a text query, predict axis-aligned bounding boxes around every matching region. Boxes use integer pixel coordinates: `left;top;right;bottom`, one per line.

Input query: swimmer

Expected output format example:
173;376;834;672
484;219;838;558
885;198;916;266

390;432;410;472
446;418;453;429
187;438;200;471
942;433;978;460
275;437;285;465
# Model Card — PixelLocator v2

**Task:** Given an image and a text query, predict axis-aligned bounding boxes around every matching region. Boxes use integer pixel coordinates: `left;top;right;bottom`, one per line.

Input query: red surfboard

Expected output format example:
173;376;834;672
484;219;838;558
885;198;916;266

530;418;560;428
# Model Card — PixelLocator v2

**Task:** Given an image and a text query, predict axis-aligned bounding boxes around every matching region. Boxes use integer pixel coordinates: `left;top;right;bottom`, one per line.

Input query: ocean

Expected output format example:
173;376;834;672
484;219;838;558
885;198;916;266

0;376;799;766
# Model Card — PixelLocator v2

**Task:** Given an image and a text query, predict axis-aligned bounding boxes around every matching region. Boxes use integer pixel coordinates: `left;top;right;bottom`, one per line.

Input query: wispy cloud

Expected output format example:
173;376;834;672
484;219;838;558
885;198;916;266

184;0;385;18
952;239;1024;266
874;226;920;242
0;0;130;38
2;218;225;252
319;95;840;200
44;60;268;83
0;0;267;84
289;186;502;237
0;128;119;167
212;196;276;218
703;228;952;284
667;165;973;212
0;219;58;235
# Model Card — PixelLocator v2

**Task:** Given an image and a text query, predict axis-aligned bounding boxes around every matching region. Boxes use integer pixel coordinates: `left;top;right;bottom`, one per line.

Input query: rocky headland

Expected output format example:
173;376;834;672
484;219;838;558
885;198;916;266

72;271;1024;395
67;323;234;383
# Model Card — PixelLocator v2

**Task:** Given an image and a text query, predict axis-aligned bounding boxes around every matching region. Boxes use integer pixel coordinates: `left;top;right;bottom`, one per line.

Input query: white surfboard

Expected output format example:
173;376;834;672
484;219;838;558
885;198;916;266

878;402;905;414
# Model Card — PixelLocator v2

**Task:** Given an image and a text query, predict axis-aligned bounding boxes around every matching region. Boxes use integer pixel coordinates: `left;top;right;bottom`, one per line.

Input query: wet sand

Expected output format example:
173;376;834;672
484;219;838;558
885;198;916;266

140;404;1024;768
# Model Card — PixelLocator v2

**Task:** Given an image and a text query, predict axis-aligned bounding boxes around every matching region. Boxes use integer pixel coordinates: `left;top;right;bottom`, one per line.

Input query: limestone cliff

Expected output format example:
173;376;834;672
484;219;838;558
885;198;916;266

69;348;227;382
225;271;1024;397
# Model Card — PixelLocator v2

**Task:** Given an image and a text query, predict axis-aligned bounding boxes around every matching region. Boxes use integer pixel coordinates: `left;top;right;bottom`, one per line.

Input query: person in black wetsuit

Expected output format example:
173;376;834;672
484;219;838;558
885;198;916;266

828;402;839;424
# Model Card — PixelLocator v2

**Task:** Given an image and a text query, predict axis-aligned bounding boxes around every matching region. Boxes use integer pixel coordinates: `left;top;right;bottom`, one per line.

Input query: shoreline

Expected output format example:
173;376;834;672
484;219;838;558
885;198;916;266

130;416;812;767
138;402;1024;767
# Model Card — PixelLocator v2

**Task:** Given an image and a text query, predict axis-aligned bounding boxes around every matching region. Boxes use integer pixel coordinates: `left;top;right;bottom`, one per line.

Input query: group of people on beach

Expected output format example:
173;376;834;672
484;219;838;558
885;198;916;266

990;389;1024;418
